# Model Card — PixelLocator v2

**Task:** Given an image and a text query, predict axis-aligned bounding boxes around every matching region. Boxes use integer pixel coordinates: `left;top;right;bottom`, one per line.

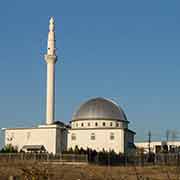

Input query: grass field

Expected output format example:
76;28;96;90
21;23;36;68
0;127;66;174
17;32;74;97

0;161;180;180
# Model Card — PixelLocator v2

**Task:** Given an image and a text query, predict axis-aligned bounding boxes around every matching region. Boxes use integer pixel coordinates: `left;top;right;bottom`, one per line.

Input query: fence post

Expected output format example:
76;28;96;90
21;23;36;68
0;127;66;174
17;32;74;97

140;153;142;167
124;154;127;166
177;153;180;167
86;154;88;163
8;176;14;180
8;153;11;163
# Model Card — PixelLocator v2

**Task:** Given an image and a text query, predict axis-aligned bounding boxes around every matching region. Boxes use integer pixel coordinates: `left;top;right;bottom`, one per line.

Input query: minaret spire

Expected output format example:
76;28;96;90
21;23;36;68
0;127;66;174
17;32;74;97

47;17;56;56
44;17;57;125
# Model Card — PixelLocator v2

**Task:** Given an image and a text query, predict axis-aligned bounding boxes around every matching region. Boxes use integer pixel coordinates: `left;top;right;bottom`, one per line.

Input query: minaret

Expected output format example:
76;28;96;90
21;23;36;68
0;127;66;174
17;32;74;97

44;17;57;125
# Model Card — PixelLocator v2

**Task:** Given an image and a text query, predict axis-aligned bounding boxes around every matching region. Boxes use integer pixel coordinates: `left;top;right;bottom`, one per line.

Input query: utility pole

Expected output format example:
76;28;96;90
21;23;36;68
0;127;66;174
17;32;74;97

148;131;151;154
147;130;152;162
166;130;170;142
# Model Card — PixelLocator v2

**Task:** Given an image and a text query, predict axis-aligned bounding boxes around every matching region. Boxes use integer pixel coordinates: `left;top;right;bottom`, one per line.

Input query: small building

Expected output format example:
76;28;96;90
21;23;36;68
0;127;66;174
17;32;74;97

135;141;180;153
22;145;46;153
4;124;67;154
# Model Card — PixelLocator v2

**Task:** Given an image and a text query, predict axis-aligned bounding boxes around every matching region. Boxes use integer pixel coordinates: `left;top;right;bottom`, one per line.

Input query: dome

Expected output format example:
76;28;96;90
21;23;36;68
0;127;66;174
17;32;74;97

72;97;127;121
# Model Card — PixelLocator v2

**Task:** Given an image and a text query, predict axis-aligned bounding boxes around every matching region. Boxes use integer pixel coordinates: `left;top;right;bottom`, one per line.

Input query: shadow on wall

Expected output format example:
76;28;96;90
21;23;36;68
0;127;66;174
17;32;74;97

0;131;4;149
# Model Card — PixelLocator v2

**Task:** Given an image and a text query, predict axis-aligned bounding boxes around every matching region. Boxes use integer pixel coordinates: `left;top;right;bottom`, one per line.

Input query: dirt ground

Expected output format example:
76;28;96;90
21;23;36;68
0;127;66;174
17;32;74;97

0;161;180;180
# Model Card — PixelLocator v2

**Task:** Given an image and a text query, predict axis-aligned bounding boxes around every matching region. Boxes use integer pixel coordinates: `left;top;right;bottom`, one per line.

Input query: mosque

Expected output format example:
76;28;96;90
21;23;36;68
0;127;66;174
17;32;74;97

4;18;135;154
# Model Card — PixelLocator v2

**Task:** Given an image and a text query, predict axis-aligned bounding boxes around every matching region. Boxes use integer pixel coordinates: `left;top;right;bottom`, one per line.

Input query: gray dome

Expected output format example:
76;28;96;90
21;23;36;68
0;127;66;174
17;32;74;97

72;97;127;121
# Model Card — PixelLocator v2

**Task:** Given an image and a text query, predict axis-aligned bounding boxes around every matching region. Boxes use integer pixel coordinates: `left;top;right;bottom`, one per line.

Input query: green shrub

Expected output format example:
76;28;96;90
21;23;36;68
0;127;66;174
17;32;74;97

0;144;18;153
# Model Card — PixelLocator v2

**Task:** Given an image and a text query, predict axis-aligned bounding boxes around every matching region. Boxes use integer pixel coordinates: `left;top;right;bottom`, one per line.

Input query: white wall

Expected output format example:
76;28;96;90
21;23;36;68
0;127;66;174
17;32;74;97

5;126;66;154
67;129;125;153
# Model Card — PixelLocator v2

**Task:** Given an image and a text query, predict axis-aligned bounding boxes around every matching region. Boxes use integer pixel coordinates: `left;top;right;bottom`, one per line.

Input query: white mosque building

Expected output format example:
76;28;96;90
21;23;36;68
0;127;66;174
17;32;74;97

68;97;135;153
3;18;135;154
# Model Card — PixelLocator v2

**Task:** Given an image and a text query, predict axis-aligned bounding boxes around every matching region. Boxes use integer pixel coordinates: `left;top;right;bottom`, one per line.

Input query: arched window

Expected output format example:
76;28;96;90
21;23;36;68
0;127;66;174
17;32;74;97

116;122;119;127
91;133;95;140
110;122;113;126
88;122;90;127
110;132;115;140
103;122;106;126
81;123;84;127
71;133;76;140
95;122;98;126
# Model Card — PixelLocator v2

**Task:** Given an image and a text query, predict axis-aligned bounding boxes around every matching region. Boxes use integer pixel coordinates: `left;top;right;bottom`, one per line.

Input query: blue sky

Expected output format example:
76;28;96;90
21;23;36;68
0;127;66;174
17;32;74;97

0;0;180;146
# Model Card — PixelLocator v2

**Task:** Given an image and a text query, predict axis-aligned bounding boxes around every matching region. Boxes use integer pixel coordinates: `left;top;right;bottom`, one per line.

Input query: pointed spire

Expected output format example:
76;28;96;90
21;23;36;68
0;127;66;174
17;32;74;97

49;17;55;32
47;17;56;56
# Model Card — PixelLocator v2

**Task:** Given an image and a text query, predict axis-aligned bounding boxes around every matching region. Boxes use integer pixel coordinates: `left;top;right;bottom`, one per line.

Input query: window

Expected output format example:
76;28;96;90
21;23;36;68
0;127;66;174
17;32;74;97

110;133;115;140
110;122;113;126
102;122;106;126
116;122;119;127
27;132;31;140
81;123;84;127
71;133;76;140
11;132;14;138
88;122;90;126
91;133;95;140
95;122;98;126
76;123;78;127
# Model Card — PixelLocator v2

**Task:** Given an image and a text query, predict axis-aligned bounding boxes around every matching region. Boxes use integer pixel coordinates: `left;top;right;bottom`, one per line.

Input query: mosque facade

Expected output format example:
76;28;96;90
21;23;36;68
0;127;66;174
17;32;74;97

68;97;135;153
4;18;135;154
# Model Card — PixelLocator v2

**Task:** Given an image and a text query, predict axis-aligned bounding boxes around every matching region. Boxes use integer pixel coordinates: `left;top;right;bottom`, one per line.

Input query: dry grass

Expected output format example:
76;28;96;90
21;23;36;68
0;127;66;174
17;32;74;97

0;161;180;180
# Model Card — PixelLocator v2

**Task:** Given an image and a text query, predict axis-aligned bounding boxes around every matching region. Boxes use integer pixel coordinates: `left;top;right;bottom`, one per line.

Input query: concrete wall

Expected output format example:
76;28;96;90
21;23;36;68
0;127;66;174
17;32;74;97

5;125;66;154
67;128;125;153
56;128;67;153
124;130;135;154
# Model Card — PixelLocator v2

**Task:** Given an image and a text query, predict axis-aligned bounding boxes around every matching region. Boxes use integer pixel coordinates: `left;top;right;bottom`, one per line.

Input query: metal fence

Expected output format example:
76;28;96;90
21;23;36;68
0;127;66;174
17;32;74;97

0;153;180;166
0;153;88;163
87;153;180;166
121;153;180;166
